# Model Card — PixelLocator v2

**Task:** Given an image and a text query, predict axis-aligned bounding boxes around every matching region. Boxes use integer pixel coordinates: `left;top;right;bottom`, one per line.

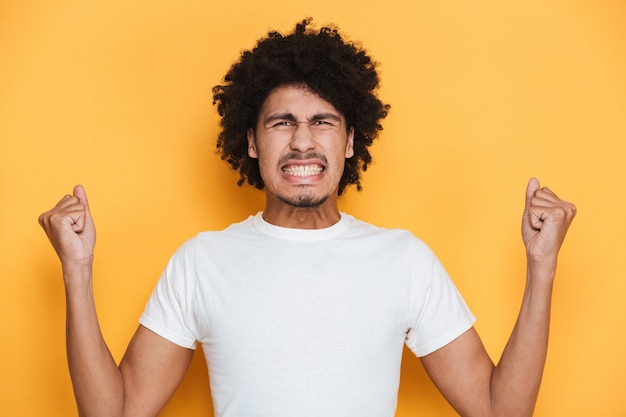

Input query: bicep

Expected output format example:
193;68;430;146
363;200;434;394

119;325;195;417
419;327;495;417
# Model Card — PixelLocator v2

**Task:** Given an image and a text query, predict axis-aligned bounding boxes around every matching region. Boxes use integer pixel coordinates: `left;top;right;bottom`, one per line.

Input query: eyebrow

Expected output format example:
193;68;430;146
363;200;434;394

263;112;343;124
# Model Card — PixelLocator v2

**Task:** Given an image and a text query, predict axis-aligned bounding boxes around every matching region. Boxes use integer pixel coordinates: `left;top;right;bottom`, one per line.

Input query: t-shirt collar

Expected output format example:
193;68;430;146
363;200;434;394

253;212;349;242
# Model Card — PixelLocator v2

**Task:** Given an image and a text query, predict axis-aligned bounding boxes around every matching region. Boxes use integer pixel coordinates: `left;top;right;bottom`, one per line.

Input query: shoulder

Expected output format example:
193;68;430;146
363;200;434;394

187;214;260;247
342;213;431;249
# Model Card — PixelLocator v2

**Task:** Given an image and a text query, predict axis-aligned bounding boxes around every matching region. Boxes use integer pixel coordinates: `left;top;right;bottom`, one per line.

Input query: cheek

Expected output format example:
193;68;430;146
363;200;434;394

255;149;279;178
256;156;270;175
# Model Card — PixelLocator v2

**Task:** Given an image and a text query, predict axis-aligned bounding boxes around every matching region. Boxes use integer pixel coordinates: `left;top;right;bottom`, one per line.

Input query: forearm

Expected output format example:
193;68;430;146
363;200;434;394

64;265;125;417
490;266;554;417
422;180;574;417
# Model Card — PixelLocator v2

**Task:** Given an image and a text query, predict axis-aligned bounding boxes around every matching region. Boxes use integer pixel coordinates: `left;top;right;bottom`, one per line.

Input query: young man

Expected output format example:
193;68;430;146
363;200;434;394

39;19;576;417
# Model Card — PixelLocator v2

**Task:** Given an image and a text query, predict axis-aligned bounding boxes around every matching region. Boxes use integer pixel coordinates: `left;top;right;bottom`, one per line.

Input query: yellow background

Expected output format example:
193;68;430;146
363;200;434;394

1;0;625;416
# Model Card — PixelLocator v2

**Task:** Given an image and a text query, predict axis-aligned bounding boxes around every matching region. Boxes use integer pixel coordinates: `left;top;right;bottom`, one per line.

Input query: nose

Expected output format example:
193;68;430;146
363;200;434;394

289;122;315;152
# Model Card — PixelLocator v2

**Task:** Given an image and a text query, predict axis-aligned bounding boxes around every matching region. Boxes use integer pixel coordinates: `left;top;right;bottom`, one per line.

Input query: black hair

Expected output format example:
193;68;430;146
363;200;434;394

212;18;390;194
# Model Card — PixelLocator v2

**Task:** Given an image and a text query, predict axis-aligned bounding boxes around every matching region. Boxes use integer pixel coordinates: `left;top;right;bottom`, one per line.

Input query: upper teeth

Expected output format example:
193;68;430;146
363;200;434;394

283;165;323;177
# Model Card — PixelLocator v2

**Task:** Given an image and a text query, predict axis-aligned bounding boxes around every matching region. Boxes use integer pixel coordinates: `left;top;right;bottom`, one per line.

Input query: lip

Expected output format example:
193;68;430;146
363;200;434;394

278;152;329;182
281;162;326;179
280;153;327;169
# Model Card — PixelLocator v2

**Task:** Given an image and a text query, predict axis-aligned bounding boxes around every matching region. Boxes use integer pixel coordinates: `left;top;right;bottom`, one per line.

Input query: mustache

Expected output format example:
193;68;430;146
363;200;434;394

278;152;328;166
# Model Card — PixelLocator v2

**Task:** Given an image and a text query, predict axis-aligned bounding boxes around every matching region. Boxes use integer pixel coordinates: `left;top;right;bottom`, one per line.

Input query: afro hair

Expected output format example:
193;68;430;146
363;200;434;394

212;18;390;195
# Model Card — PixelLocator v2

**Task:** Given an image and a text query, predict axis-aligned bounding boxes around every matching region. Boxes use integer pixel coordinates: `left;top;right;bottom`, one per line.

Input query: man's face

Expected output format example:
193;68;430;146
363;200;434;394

247;85;354;209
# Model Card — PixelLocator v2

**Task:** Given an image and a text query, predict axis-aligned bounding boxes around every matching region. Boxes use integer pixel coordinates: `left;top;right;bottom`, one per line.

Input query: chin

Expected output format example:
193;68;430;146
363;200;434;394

277;192;330;209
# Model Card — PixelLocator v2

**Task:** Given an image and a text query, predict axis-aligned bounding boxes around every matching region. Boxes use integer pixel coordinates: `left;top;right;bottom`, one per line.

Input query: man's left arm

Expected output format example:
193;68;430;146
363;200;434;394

420;178;576;417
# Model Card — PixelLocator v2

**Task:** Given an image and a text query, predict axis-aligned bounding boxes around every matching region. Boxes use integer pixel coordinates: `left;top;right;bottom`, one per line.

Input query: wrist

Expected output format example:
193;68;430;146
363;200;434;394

526;262;557;290
61;257;94;286
527;250;557;277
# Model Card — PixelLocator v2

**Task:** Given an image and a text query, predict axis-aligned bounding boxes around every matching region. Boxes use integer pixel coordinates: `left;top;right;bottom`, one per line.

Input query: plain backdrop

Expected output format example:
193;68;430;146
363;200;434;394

1;1;625;416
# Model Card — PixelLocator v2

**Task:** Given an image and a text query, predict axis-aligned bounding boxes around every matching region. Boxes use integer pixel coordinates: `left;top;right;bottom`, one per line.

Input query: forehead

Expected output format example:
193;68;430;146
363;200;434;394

259;85;343;118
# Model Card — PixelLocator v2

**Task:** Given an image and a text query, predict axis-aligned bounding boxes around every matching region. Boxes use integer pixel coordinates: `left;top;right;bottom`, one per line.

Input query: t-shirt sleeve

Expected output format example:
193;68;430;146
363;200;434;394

139;238;199;350
405;238;476;357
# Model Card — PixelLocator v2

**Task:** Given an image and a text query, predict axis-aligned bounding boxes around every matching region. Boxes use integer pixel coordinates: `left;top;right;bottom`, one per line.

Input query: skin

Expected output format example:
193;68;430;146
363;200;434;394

39;85;576;417
247;85;355;229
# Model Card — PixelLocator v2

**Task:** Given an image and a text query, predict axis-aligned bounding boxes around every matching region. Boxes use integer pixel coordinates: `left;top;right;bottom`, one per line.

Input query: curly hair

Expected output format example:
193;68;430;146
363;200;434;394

212;18;390;195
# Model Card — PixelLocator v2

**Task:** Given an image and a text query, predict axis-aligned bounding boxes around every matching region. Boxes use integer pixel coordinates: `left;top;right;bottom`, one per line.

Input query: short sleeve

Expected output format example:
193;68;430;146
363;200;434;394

139;238;199;350
405;239;476;357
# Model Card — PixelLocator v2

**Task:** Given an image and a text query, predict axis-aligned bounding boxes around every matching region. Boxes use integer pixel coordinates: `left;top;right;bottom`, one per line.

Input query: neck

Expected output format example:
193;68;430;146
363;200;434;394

262;196;341;229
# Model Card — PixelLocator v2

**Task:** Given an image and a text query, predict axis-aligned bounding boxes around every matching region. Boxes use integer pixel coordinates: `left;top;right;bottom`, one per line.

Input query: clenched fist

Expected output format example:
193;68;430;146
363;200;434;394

522;178;577;276
39;185;96;274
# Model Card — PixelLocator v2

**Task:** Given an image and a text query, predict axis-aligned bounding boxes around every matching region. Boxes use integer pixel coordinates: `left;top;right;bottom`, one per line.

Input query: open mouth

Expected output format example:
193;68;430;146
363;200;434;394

282;164;324;177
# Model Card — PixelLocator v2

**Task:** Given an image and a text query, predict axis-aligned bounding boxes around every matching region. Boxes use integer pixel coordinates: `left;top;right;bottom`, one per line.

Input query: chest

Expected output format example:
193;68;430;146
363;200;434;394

193;239;413;351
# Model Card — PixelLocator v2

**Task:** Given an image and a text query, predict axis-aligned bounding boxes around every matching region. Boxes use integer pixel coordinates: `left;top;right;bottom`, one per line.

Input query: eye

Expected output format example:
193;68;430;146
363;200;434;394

311;119;337;130
270;120;295;130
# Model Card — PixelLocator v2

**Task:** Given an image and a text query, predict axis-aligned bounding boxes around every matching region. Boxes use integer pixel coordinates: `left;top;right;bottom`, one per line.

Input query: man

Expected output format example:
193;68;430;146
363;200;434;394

39;19;576;417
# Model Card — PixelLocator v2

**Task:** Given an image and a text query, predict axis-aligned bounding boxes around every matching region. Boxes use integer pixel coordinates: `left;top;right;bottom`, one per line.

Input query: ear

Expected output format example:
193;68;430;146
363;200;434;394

344;127;355;158
247;128;258;158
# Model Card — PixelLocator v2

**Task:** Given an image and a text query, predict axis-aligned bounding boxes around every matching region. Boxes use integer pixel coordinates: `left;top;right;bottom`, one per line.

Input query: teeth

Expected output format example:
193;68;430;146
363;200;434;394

283;165;323;177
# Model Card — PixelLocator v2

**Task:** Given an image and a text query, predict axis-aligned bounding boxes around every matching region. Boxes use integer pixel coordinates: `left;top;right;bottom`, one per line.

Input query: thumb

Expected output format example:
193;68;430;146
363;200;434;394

525;177;540;211
523;177;543;236
73;184;94;224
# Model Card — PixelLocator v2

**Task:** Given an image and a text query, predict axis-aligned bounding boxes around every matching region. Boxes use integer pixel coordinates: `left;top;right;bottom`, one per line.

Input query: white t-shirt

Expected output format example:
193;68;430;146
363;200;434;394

140;213;475;417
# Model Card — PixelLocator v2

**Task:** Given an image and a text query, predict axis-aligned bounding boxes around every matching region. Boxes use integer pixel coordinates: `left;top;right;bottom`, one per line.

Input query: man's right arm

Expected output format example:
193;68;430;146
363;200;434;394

39;185;193;417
